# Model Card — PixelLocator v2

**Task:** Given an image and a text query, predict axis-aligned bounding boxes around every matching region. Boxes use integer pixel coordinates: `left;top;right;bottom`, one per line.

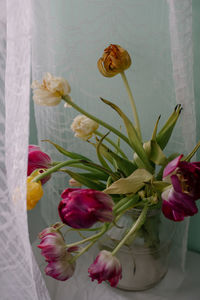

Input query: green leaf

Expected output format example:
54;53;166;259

134;139;167;168
95;139;137;177
148;140;167;166
80;160;120;181
156;105;182;150
184;141;200;162
96;134;113;171
104;168;153;194
42;139;92;161
63;169;106;190
151;181;171;192
100;97;154;173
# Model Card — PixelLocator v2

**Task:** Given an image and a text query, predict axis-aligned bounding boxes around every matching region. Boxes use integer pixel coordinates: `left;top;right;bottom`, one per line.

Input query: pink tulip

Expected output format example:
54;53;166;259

88;250;122;287
162;155;200;221
38;232;66;262
58;188;114;229
45;253;76;281
28;145;52;184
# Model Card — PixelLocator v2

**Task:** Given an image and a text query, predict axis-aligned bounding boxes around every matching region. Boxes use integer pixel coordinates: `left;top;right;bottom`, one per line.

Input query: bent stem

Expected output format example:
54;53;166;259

62;95;132;148
65;224;109;249
95;130;128;159
71;240;96;263
120;71;142;140
111;204;148;256
32;159;84;182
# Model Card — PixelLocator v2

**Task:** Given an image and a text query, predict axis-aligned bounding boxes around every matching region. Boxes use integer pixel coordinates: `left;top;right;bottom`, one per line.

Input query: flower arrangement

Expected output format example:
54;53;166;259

28;44;200;288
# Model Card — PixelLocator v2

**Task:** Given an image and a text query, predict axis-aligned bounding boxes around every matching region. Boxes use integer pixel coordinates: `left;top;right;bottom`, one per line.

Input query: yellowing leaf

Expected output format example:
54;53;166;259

103;168;153;194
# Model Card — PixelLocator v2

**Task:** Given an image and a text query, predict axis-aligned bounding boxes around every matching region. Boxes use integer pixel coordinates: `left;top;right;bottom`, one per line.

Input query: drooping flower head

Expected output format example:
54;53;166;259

38;232;66;262
71;115;99;140
88;250;122;287
161;155;200;221
97;44;131;77
58;188;114;229
31;72;71;106
28;145;52;184
45;253;76;281
27;176;43;210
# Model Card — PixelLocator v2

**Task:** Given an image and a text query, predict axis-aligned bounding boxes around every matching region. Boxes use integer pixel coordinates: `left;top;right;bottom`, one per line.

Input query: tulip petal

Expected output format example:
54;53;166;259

163;154;183;178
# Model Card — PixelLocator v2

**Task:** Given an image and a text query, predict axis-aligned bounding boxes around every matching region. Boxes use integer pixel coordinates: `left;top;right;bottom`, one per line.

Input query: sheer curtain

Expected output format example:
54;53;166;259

0;0;50;299
0;0;195;299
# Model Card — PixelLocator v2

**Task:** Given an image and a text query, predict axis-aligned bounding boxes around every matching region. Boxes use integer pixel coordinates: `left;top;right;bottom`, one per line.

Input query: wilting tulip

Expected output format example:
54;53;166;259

88;250;122;287
70;115;99;140
26;176;43;210
161;155;200;221
28;145;52;184
45;253;76;281
38;232;66;262
58;188;114;229
97;44;131;77
32;72;71;106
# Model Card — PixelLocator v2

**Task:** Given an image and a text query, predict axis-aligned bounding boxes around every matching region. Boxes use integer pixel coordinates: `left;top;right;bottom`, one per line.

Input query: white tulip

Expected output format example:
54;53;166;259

71;115;99;140
32;72;71;106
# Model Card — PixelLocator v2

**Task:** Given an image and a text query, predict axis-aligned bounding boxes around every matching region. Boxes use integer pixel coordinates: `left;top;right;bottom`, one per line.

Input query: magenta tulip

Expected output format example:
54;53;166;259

88;250;122;287
58;188;114;229
28;145;52;184
162;155;200;221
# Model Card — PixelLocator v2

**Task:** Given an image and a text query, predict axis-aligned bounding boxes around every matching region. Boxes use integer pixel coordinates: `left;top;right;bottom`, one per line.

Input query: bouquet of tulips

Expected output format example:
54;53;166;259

28;44;200;287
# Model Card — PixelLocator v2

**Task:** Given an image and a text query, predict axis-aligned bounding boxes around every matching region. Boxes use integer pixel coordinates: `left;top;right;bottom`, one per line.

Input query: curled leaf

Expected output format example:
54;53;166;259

100;97;153;173
156;105;182;150
104;169;153;194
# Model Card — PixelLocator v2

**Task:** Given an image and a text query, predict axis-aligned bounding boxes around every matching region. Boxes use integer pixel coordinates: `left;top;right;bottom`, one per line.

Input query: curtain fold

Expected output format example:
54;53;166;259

0;0;50;299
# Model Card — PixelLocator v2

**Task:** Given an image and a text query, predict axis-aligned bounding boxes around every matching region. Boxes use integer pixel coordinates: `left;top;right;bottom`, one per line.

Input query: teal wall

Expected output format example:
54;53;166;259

29;1;200;251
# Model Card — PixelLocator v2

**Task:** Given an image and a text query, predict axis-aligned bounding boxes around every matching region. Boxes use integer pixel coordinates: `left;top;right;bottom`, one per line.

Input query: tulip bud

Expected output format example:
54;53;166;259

58;188;114;228
28;145;52;184
97;44;131;77
88;250;122;287
69;178;82;187
70;115;99;140
26;176;43;210
31;72;71;106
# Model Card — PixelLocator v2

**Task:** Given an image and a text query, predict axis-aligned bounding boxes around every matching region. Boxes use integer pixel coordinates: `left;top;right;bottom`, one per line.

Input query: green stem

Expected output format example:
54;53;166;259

184;141;200;162
115;196;140;215
113;195;134;212
112;204;148;256
32;159;83;182
120;71;142;140
71;240;96;263
62;95;132;148
95;130;128;159
65;224;108;248
52;161;108;176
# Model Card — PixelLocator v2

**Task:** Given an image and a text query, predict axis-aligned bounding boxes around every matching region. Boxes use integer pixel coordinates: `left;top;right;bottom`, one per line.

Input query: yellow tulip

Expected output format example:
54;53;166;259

27;176;43;210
